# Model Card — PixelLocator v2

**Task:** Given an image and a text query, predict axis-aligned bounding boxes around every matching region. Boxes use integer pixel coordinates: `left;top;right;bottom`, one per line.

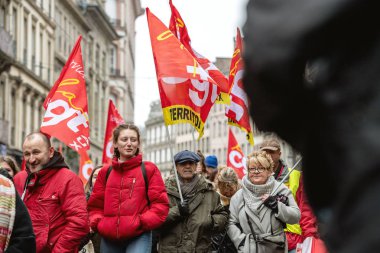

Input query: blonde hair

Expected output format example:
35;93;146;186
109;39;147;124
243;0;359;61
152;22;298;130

246;150;274;172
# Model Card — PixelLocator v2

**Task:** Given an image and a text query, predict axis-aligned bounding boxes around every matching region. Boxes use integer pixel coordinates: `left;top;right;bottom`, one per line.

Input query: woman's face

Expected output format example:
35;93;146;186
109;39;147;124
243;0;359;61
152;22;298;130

114;129;140;161
1;161;14;177
91;169;100;187
248;160;272;185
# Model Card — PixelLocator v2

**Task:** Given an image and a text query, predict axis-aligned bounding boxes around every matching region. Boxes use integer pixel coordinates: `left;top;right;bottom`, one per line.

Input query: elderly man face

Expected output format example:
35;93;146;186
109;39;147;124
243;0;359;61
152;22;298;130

176;161;197;182
23;133;54;173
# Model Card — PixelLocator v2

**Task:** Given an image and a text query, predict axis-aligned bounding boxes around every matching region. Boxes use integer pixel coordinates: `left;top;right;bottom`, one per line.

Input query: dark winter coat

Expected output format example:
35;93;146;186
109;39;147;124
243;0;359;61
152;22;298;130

87;154;169;241
14;152;89;253
158;175;228;253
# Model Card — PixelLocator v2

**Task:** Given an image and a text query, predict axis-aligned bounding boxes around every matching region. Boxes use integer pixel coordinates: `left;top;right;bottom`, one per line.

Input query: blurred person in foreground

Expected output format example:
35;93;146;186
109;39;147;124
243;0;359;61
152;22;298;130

0;170;35;253
13;132;89;253
242;1;379;251
0;156;20;178
158;150;228;253
228;151;300;252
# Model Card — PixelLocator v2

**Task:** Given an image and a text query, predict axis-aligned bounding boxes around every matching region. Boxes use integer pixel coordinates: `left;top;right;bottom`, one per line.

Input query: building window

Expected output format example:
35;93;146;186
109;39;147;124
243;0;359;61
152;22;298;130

23;16;28;65
0;5;6;28
11;8;17;53
0;78;5;119
166;148;170;162
31;24;36;72
110;46;116;74
156;150;160;163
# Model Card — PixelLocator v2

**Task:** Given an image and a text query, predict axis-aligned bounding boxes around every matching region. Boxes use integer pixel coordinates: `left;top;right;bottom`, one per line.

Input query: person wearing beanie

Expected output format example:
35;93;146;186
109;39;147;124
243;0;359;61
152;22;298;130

205;155;219;183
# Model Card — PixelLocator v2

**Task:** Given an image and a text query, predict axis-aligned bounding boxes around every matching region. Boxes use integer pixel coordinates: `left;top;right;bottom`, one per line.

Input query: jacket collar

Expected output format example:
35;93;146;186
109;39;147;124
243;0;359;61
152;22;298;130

112;154;143;171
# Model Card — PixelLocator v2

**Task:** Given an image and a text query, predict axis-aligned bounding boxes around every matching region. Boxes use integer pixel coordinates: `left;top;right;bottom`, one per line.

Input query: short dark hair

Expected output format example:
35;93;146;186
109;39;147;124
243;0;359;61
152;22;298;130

0;155;20;175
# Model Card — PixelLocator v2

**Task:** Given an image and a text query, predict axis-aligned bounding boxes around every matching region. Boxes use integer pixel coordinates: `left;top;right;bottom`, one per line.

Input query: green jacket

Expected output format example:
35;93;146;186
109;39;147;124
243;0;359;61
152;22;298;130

159;175;228;253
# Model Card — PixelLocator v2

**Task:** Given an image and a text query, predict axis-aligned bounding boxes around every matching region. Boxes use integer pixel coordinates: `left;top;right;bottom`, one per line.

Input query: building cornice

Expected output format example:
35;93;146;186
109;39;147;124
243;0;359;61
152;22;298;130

84;4;119;40
60;0;91;31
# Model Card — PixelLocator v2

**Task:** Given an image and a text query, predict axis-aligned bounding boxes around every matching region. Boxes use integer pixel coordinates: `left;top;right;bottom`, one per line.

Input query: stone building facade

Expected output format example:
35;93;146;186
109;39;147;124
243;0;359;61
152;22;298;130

0;0;141;168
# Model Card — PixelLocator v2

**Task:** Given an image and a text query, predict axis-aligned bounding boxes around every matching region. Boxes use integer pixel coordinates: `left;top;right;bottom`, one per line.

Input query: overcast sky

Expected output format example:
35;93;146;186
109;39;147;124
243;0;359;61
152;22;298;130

134;0;249;127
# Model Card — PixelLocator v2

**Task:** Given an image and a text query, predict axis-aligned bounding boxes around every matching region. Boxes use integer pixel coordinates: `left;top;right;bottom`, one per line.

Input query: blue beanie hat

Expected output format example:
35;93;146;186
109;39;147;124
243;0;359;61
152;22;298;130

205;155;218;169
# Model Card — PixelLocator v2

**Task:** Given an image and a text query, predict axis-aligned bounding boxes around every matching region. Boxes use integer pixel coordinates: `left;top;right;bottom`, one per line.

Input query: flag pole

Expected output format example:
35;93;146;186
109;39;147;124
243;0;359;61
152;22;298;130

165;125;184;203
191;127;197;151
257;158;302;210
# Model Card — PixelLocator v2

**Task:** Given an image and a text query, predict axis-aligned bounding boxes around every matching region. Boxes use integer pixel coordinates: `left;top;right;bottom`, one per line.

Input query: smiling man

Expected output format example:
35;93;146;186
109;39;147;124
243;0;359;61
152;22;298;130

158;150;228;253
13;132;89;253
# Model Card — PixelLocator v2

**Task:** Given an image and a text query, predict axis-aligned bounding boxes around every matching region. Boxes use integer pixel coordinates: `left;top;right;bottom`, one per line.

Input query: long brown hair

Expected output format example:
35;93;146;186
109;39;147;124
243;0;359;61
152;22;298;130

112;123;141;159
0;155;20;176
84;165;103;194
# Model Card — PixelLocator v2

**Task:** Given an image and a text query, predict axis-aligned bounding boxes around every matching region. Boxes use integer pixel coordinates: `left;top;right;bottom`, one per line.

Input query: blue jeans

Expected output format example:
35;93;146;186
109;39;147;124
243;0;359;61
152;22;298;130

289;249;296;253
100;231;152;253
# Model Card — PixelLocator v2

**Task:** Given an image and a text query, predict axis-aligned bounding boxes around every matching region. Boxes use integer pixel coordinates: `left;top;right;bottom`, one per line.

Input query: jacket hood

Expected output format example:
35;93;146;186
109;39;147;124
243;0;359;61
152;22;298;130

111;154;143;171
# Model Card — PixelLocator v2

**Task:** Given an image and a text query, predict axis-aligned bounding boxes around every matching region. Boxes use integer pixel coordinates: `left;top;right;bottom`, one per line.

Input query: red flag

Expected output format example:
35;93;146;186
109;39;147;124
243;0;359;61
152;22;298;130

147;8;217;138
227;128;246;179
102;100;125;164
79;152;94;185
40;35;90;154
169;0;230;104
225;29;254;145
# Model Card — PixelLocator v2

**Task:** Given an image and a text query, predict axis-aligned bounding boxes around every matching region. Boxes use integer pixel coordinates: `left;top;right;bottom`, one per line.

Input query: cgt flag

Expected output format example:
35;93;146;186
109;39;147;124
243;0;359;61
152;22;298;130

79;152;94;185
227;128;246;179
40;35;90;155
225;28;254;145
169;0;230;105
147;8;218;138
102;100;125;164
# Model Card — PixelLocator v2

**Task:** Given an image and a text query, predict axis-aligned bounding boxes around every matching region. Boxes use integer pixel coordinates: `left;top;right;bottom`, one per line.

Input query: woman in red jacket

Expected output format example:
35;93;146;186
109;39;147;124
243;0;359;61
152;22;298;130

88;124;169;253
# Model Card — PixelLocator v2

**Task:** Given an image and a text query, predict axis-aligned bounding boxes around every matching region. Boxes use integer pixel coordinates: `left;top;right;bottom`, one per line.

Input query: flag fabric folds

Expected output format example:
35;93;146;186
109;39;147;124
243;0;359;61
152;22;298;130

227;128;246;179
40;35;90;154
147;8;218;138
79;152;94;185
102;100;125;165
225;28;254;145
169;0;230;104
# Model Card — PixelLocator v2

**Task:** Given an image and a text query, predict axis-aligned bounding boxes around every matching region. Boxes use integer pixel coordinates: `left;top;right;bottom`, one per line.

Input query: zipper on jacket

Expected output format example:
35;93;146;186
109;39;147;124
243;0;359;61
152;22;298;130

117;176;124;239
129;178;136;198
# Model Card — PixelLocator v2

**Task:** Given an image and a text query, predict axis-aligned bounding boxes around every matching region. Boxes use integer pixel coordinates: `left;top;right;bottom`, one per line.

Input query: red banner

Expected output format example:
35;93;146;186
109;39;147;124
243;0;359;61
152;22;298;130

225;29;254;145
102;100;125;164
79;152;93;185
147;8;218;138
169;0;230;104
227;128;246;179
40;35;90;154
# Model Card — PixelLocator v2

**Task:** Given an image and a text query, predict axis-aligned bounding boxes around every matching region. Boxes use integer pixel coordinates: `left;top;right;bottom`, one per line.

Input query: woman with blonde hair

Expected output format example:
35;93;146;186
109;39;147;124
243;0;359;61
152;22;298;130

228;150;300;252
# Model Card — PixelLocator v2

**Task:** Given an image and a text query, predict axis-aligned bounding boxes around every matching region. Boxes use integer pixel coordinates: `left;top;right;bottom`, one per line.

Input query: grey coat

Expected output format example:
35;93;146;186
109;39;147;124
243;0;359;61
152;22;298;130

228;181;300;253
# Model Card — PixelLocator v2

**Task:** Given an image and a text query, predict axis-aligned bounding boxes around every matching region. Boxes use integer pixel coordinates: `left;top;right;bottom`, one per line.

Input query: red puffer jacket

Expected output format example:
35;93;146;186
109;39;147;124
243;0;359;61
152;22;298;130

88;154;169;241
14;167;89;253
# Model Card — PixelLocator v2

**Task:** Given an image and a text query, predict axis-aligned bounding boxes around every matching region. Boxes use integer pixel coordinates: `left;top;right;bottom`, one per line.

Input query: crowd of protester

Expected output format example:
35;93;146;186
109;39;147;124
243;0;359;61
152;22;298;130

0;123;327;253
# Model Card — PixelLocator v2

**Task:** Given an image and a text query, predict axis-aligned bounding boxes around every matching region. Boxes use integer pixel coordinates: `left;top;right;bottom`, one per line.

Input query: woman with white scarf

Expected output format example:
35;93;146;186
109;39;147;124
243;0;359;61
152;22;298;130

228;151;300;253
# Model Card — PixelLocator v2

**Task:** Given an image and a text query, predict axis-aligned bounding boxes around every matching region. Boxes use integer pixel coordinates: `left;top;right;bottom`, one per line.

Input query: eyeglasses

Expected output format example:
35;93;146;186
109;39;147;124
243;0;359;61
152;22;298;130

248;167;265;173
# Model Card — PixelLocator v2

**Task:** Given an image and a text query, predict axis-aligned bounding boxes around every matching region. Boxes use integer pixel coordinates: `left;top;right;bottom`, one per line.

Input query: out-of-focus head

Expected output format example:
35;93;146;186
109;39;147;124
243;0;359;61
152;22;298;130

246;150;274;185
205;155;218;182
217;166;239;198
22;132;54;173
0;156;20;177
260;138;281;167
195;150;206;174
112;124;141;161
174;150;200;181
90;165;102;188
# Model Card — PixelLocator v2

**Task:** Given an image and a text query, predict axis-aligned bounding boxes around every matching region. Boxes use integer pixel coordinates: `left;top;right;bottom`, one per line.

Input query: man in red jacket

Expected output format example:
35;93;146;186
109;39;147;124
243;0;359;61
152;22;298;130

14;132;89;253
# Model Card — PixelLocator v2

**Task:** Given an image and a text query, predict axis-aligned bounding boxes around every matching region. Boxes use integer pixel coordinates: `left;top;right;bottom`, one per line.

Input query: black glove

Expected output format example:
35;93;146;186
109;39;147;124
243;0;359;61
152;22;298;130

275;194;289;206
263;195;278;213
178;199;190;216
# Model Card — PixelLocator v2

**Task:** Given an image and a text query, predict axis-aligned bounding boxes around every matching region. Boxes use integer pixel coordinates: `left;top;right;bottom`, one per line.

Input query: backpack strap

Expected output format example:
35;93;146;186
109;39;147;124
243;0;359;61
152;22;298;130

105;165;112;182
141;162;151;207
105;163;150;206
